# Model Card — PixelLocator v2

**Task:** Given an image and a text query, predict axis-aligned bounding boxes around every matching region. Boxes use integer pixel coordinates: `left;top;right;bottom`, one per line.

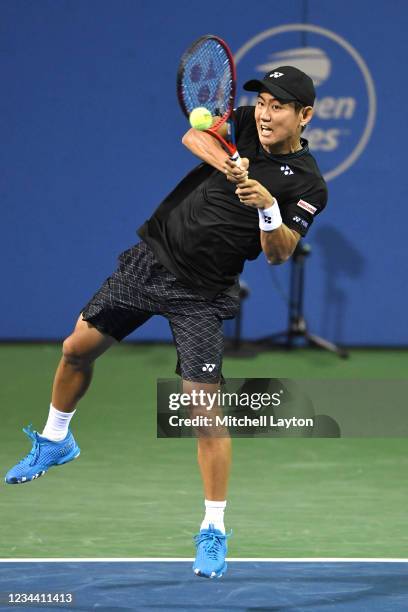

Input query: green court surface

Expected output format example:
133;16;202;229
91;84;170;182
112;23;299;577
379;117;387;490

0;344;407;559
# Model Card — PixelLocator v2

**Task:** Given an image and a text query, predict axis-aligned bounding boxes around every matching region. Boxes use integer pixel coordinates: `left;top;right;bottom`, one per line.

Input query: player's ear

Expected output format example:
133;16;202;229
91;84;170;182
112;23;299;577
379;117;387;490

300;106;313;128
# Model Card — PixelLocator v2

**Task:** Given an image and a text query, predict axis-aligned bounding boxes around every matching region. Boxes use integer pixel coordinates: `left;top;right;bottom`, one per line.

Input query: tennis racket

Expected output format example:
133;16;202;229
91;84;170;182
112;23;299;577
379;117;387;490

177;34;242;166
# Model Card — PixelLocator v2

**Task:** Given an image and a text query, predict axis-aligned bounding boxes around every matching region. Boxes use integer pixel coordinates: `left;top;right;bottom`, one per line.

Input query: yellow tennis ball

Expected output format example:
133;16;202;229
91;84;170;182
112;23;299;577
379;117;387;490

189;107;213;130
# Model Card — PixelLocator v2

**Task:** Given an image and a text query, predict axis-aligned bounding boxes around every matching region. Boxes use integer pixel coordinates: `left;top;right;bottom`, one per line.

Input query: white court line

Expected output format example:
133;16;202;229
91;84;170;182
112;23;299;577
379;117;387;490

0;558;407;563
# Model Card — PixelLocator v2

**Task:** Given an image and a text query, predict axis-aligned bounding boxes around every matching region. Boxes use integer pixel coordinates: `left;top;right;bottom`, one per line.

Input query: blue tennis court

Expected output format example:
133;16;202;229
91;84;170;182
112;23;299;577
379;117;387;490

0;560;407;611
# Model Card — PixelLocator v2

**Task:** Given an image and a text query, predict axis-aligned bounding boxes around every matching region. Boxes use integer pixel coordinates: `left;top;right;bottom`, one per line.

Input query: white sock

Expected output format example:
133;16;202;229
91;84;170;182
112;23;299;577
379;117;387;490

200;499;226;534
41;404;76;441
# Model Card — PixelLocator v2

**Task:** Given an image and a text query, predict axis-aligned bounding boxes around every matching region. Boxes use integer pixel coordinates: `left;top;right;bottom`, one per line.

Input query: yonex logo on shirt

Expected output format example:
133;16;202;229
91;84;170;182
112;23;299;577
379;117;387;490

202;363;216;372
292;215;309;229
280;165;294;176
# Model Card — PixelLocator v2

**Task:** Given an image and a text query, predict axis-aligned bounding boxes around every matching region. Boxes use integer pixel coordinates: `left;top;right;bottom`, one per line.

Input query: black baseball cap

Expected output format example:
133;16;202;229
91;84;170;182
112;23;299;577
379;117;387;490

243;65;315;107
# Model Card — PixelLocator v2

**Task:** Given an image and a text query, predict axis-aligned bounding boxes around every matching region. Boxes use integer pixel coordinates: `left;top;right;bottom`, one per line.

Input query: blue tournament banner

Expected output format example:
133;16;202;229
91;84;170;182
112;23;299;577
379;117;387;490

1;0;407;344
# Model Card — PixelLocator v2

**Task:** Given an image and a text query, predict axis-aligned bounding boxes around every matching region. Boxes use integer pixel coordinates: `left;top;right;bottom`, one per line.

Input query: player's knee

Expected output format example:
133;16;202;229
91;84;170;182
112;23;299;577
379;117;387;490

62;335;92;368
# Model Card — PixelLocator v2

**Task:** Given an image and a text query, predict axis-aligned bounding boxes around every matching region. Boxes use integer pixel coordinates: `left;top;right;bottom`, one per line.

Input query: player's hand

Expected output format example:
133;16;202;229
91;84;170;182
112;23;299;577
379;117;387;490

235;179;274;209
223;157;249;184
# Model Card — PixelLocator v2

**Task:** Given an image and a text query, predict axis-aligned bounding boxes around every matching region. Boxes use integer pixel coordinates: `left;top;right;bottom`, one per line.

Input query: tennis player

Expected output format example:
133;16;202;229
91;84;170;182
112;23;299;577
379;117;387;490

5;66;327;579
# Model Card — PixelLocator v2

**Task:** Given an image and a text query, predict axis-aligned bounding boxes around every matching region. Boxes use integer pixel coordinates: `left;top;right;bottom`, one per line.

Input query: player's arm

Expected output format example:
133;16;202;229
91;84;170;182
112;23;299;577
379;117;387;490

260;224;301;264
235;179;300;264
182;120;228;172
182;124;248;182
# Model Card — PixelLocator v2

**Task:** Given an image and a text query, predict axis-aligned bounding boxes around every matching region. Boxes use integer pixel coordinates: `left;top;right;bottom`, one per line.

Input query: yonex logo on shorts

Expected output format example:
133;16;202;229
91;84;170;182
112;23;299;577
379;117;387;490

297;199;317;214
202;363;216;372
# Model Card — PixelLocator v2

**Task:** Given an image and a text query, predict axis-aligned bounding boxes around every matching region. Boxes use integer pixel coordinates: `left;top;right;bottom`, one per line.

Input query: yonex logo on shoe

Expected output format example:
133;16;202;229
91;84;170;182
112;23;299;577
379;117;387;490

202;363;216;372
280;164;294;176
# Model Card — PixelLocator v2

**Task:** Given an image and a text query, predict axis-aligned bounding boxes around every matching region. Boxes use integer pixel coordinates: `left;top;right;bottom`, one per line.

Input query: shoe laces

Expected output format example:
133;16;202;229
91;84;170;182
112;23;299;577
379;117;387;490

20;425;40;466
194;529;231;561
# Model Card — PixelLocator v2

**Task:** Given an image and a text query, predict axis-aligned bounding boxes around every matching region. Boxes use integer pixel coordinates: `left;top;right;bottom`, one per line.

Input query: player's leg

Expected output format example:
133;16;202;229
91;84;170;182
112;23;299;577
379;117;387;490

4;315;118;484
38;314;117;443
182;379;231;512
184;378;231;579
51;314;117;413
5;243;154;484
168;309;235;579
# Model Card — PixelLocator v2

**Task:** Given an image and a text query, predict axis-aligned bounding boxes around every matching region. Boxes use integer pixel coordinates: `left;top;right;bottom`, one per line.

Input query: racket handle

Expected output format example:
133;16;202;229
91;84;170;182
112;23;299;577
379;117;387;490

230;150;242;168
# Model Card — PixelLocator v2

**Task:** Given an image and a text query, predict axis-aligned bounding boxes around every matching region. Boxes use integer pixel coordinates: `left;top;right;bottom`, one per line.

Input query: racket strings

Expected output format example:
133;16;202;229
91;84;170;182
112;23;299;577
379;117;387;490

181;39;233;118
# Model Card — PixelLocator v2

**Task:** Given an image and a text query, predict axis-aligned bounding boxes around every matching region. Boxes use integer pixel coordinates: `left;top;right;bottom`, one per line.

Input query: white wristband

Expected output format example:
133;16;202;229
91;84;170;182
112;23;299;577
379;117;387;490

258;198;282;231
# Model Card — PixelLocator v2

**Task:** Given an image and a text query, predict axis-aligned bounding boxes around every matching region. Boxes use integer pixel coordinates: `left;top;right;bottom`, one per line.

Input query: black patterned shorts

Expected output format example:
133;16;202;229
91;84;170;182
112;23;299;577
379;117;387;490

81;241;240;383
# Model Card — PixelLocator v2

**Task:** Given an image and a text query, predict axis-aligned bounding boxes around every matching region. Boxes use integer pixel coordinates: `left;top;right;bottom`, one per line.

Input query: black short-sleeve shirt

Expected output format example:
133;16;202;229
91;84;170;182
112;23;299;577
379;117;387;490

138;106;328;298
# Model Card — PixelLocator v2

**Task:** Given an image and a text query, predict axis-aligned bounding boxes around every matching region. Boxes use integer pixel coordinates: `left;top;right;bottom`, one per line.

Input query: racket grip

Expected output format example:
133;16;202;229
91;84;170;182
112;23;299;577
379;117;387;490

230;150;242;168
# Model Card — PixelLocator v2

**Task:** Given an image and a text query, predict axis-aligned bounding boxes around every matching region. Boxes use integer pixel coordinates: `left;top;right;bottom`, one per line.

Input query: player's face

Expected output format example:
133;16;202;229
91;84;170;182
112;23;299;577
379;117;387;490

254;92;306;154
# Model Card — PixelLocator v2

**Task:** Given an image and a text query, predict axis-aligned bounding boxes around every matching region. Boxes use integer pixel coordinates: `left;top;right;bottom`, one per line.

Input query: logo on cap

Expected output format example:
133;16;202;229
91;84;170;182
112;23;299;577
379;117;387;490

269;71;284;78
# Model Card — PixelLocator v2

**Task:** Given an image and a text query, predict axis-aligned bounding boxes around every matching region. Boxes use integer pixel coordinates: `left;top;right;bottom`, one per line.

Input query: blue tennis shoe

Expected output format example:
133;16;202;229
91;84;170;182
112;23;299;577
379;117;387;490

5;425;80;484
193;524;230;578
